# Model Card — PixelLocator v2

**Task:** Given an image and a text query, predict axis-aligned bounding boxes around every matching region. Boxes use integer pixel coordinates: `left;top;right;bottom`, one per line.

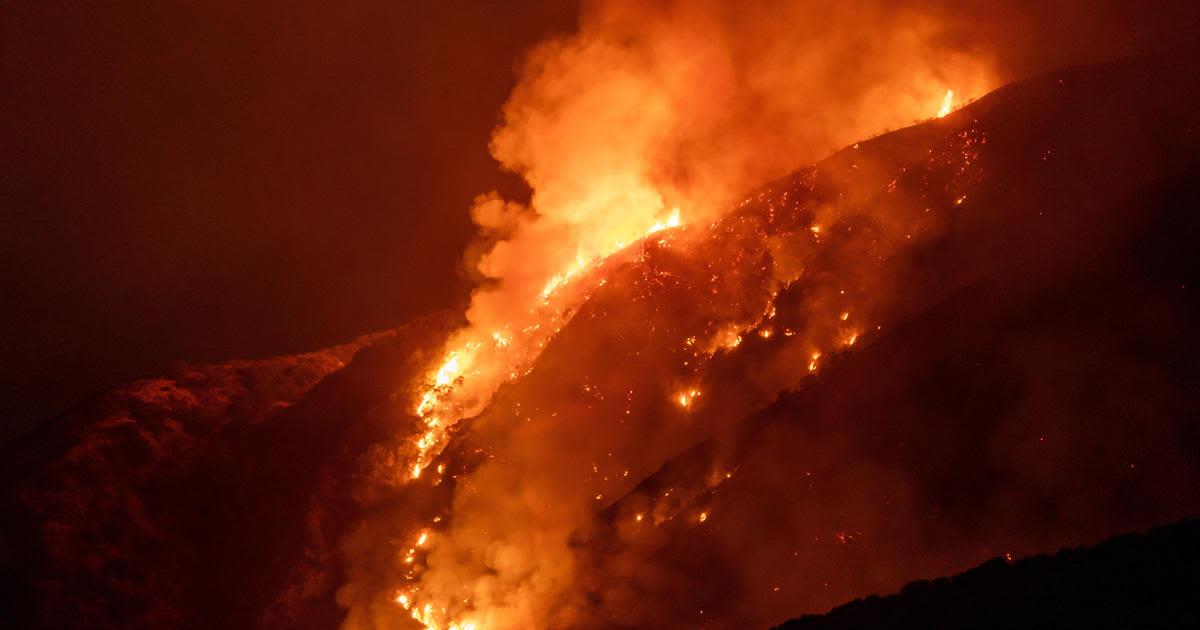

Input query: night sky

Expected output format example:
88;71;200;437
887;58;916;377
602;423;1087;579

1;1;576;439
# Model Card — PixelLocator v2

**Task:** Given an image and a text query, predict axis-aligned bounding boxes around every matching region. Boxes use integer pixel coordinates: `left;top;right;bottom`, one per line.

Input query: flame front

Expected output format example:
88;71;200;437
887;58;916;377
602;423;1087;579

395;207;690;630
406;206;688;483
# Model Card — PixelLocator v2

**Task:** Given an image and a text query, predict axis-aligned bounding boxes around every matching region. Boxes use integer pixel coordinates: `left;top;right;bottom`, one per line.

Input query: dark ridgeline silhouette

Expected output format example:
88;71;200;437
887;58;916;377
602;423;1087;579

773;519;1200;630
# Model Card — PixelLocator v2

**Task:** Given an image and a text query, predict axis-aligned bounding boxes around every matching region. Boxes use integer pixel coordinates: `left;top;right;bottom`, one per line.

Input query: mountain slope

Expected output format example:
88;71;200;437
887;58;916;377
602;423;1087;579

3;53;1200;629
549;54;1200;629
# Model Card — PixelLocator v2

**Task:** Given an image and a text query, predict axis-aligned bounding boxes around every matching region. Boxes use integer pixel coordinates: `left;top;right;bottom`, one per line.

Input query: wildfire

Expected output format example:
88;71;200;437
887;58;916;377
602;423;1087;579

397;593;481;630
392;207;694;629
387;119;974;622
677;389;702;408
937;89;954;118
405;210;689;480
435;354;462;387
648;207;682;234
353;4;998;624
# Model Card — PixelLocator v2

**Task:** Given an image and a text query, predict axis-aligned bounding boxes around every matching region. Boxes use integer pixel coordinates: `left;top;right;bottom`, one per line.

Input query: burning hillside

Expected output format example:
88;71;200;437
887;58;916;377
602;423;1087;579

339;53;1200;630
4;49;1198;630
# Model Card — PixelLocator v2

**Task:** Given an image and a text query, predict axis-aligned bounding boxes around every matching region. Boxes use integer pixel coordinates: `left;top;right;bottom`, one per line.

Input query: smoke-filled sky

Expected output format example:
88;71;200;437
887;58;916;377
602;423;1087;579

2;0;1198;442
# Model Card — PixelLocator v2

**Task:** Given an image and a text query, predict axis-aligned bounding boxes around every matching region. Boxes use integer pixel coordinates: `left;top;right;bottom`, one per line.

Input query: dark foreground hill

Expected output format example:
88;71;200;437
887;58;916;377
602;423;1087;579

774;519;1200;630
2;52;1199;629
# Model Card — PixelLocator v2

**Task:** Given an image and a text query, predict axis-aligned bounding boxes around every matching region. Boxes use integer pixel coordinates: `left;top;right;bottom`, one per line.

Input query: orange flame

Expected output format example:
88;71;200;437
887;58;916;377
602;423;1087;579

407;208;687;480
937;89;954;118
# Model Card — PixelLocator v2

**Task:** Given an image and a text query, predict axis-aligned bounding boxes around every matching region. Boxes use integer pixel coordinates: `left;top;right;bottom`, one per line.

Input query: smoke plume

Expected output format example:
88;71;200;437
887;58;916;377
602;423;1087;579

465;0;992;324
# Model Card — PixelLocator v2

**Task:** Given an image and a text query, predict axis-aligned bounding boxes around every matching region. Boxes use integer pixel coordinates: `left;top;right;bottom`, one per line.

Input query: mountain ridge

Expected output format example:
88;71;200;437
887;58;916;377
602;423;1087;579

772;518;1200;630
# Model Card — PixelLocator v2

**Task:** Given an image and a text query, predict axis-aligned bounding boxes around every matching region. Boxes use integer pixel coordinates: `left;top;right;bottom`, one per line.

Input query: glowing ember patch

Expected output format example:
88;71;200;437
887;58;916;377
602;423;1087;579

938;89;954;117
676;389;701;407
698;512;708;523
